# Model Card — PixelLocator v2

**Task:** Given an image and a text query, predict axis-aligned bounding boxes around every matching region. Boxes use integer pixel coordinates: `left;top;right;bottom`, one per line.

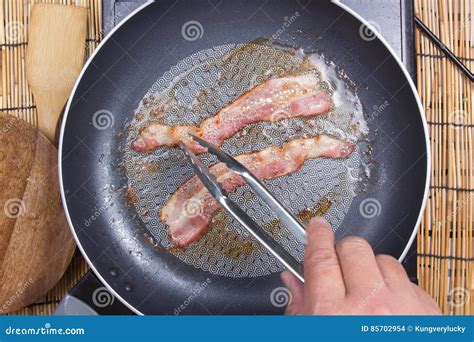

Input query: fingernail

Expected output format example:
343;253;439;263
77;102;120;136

280;271;291;288
310;216;329;226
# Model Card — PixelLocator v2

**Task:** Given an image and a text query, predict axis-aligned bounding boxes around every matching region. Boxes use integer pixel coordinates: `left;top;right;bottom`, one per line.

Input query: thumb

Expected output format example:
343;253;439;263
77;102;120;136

280;271;305;315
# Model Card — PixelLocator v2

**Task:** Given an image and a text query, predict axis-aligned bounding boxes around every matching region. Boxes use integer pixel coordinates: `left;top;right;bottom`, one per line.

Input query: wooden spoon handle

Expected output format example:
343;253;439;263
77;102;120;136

34;90;67;142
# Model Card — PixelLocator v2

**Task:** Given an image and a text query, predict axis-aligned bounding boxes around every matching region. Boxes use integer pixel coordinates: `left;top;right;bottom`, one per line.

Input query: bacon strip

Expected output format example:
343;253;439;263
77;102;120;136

133;74;332;153
161;135;354;247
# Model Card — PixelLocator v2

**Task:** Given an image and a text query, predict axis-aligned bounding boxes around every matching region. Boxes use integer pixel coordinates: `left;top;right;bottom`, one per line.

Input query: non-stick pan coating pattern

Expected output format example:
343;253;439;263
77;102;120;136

125;42;363;278
60;1;428;315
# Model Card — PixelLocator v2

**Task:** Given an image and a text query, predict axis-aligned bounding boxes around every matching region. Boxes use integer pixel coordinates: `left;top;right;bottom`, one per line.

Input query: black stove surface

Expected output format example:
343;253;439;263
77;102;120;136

103;0;415;75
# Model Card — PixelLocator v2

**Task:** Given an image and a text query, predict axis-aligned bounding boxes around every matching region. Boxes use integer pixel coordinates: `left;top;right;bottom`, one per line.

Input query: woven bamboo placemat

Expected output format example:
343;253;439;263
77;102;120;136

1;0;472;315
415;0;473;315
1;0;99;315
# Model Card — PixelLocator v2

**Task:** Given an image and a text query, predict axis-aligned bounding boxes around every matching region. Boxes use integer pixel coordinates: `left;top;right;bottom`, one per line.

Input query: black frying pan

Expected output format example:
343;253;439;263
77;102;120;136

59;0;429;315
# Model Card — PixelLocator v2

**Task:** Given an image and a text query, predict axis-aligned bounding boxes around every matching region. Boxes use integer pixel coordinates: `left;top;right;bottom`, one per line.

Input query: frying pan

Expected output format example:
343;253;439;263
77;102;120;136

59;0;429;315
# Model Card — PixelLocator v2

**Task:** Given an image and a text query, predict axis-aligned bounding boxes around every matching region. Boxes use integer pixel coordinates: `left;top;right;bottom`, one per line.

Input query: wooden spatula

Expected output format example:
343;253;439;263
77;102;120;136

26;3;87;143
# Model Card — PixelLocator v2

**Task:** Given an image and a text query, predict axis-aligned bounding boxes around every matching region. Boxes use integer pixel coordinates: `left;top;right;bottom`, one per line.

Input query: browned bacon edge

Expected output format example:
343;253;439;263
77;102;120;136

132;74;332;154
161;135;354;248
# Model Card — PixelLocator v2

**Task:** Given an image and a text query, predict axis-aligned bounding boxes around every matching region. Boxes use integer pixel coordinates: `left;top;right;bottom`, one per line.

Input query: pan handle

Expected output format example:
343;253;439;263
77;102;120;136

54;271;133;315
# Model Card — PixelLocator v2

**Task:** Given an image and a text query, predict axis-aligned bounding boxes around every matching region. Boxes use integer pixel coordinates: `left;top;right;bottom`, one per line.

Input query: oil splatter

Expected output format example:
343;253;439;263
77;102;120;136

126;185;139;204
144;161;160;173
259;197;333;236
198;210;258;259
297;197;332;225
135;111;144;121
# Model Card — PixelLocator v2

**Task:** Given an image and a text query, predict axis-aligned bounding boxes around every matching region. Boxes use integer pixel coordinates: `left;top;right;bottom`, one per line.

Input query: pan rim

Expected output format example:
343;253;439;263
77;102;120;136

333;0;431;264
58;0;430;316
58;0;156;317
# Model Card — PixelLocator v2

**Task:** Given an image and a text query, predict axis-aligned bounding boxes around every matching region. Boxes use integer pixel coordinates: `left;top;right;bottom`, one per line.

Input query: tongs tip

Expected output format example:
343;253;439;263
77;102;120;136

188;132;199;140
178;140;190;154
188;132;211;149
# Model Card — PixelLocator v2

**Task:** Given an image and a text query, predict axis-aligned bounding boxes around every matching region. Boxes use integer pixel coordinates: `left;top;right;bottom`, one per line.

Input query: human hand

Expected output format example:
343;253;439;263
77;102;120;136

281;217;441;315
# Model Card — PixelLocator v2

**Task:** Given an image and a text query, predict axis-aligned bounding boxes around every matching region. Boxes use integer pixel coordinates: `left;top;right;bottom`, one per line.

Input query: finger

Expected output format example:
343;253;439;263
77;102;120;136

336;236;384;295
375;254;410;289
411;284;442;314
280;271;304;315
304;217;345;304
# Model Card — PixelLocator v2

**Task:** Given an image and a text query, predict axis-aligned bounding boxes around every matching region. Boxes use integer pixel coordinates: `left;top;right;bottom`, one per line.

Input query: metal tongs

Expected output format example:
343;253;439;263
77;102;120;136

179;134;306;283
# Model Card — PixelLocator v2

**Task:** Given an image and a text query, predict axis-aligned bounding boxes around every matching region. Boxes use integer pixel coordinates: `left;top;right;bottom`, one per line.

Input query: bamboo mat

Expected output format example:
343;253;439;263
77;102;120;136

415;0;473;315
1;0;100;315
1;0;472;315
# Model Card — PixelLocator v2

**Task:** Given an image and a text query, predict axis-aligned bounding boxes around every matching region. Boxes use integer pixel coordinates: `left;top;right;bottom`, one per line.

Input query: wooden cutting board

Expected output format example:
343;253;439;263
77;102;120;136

0;114;75;314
